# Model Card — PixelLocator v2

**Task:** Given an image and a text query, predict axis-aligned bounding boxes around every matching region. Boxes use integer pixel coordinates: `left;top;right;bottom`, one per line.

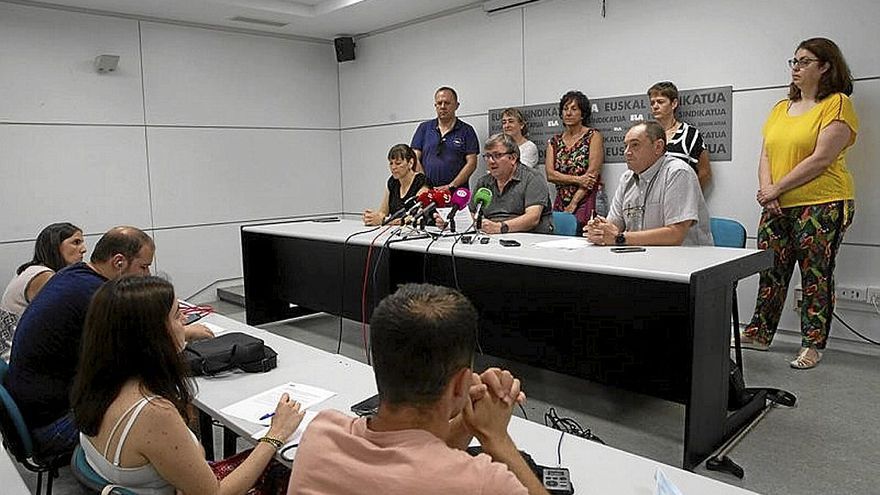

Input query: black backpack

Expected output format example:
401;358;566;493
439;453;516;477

183;332;277;376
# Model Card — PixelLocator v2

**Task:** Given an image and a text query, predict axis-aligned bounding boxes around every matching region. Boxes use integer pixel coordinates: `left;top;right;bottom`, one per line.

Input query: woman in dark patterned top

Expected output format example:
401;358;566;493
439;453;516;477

648;81;712;189
545;90;605;227
363;144;430;226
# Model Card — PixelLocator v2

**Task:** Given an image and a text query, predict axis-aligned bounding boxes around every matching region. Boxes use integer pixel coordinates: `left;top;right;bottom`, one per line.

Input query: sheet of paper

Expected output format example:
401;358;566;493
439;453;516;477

534;238;593;250
251;410;319;448
220;382;335;426
203;321;232;337
654;468;685;495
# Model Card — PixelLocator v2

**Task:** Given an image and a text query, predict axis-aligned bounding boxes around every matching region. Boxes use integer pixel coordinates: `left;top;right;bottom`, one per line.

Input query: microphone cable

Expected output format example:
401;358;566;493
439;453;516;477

449;218;477;292
359;225;394;364
422;223;450;283
337;225;382;354
544;406;605;448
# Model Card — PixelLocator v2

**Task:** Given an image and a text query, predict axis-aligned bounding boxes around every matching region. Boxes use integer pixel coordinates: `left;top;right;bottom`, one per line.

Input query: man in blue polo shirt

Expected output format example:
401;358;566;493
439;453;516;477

411;86;479;190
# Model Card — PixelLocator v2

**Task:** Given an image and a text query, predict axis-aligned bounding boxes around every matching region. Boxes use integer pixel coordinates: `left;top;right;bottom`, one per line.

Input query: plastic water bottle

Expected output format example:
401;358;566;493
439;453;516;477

595;183;609;217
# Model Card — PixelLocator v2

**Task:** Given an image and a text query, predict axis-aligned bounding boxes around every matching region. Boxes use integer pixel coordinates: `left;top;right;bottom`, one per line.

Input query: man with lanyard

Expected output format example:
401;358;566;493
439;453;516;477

585;121;713;246
411;86;479;190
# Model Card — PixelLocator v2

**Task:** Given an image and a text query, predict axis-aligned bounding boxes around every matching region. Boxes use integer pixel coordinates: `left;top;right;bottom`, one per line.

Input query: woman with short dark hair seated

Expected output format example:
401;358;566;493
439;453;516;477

71;276;304;495
363;144;430;226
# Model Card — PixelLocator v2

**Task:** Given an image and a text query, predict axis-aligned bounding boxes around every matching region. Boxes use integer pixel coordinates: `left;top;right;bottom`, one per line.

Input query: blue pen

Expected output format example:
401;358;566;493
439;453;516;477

259;412;275;421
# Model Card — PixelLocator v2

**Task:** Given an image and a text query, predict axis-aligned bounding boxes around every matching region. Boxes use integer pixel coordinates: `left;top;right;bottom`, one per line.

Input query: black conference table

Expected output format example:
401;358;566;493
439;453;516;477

240;218;774;470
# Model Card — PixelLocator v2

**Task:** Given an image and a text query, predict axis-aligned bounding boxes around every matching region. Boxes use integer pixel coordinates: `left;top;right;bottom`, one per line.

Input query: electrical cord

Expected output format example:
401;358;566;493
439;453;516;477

337;225;382;354
543;407;605;446
360;226;394;364
833;311;880;346
517;403;528;421
449;219;477;292
421;224;449;283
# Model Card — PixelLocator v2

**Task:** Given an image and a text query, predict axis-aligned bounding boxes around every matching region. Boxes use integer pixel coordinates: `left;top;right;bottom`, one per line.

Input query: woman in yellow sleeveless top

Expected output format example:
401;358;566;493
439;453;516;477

741;38;858;369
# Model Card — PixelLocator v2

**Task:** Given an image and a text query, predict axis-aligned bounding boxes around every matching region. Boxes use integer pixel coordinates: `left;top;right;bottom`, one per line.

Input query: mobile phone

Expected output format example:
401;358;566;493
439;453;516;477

460;235;473;244
479;237;490;244
499;239;521;247
610;246;646;253
351;394;380;416
184;312;204;325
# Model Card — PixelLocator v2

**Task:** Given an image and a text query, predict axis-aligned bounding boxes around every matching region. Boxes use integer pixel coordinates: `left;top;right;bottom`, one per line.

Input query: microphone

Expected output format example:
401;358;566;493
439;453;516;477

473;187;493;230
445;188;472;232
411;189;451;228
383;196;419;225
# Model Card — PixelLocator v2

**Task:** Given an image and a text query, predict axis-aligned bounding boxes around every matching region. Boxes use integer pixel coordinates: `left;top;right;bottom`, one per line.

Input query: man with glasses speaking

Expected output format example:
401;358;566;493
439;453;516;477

411;86;479;190
467;133;553;234
585;121;713;246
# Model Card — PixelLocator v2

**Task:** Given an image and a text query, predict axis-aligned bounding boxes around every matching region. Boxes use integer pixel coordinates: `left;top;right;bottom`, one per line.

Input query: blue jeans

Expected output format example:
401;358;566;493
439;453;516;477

30;411;78;460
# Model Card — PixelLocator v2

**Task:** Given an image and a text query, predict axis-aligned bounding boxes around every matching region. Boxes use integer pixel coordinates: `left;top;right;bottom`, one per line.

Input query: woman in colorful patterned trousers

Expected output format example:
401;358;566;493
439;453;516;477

742;37;859;369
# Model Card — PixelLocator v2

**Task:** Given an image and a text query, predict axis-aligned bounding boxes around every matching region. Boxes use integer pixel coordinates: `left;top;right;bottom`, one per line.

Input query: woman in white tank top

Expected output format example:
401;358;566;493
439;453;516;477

71;276;305;495
1;222;86;316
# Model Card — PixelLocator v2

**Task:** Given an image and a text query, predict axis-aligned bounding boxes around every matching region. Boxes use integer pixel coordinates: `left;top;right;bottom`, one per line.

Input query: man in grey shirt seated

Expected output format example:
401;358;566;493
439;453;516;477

468;133;553;234
585;121;713;246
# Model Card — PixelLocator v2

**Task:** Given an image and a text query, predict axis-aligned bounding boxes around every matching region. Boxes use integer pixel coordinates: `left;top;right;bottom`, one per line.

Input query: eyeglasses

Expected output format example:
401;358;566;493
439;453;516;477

482;152;511;162
788;57;820;70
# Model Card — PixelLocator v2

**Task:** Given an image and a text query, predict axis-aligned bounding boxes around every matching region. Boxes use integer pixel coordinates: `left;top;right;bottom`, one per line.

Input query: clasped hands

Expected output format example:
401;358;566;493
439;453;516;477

461;368;526;441
583;216;619;246
756;184;782;216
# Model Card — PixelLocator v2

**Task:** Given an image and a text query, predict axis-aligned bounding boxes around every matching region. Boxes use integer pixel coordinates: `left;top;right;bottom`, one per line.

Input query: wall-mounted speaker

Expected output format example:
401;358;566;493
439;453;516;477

334;37;355;62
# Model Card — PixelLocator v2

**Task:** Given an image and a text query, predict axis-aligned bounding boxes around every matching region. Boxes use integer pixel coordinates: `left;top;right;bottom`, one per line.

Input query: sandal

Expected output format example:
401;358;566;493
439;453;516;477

731;332;770;351
790;346;822;369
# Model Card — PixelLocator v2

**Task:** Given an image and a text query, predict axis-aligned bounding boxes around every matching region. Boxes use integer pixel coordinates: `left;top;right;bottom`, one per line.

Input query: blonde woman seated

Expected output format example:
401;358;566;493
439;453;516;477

363;144;429;226
72;276;304;495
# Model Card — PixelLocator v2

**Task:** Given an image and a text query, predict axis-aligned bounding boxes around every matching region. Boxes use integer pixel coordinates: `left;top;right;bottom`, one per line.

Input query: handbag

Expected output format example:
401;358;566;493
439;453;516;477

183;332;277;376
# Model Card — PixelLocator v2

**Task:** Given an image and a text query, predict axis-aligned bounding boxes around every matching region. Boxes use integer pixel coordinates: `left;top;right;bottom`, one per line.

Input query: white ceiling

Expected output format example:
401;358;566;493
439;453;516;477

14;0;487;40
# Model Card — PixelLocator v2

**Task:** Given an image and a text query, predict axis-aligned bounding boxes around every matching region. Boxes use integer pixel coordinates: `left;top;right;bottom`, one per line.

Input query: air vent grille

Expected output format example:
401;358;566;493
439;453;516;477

229;16;288;27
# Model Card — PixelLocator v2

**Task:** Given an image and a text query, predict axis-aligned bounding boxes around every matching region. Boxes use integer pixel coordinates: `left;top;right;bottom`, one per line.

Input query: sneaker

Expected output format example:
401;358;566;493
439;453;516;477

790;346;822;369
731;332;770;351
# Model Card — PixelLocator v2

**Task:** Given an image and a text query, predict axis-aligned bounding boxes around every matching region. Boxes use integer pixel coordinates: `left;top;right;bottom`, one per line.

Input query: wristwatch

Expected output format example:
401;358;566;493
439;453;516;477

614;232;626;246
500;222;510;234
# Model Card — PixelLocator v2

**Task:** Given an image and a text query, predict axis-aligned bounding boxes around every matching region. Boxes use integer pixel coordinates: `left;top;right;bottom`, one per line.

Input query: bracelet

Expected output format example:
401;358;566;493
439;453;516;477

258;435;284;450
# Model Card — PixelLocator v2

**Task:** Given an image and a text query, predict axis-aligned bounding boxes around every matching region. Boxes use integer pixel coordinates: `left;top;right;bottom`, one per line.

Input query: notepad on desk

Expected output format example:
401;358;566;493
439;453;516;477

534;238;593;250
220;382;336;426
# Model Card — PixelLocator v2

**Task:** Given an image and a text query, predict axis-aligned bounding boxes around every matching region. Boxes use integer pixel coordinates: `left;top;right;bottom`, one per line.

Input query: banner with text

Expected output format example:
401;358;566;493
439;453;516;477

488;85;732;164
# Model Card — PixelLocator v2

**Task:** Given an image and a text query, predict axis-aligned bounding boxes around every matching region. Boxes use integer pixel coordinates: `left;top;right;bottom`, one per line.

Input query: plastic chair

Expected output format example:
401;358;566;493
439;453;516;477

0;360;69;495
70;444;138;495
551;211;578;236
710;217;748;368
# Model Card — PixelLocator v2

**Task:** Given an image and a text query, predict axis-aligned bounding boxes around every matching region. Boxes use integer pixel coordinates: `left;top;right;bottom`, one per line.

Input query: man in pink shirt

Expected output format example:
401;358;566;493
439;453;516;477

288;284;549;495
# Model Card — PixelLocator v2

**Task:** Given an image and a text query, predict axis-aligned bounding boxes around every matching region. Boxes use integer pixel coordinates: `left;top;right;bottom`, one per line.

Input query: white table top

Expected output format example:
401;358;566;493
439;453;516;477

243;218;767;284
194;313;760;495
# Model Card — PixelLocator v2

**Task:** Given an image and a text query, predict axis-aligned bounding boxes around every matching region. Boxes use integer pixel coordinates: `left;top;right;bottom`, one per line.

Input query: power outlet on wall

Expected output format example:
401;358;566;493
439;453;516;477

867;287;880;306
835;286;866;302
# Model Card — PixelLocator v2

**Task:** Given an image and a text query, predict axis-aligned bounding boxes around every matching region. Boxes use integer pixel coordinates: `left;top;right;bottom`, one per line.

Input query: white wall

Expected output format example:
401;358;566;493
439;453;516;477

338;0;880;343
0;2;341;297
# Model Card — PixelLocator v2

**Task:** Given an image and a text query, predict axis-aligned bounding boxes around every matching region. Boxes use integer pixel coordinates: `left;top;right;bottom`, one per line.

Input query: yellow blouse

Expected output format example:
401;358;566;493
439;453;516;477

762;93;859;208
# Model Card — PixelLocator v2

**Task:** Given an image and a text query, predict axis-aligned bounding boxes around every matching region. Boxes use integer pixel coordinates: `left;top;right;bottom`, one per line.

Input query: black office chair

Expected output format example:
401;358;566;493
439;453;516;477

0;360;70;495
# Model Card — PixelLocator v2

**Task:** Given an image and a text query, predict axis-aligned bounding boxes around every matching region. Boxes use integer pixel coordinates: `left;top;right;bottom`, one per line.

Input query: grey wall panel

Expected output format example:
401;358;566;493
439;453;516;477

0;125;152;240
152;224;244;299
147;127;341;227
0;3;144;124
338;7;523;128
140;22;339;129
